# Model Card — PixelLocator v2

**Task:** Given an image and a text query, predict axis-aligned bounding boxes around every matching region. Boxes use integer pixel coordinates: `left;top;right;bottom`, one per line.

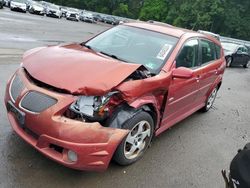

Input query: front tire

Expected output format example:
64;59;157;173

113;111;154;166
226;56;232;67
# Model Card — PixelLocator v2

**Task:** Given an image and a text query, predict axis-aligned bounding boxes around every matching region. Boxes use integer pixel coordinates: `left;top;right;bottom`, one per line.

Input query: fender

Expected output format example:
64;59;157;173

128;94;164;129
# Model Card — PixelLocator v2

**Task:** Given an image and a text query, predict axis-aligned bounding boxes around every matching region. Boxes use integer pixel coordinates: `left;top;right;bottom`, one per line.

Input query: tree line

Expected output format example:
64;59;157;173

46;0;250;40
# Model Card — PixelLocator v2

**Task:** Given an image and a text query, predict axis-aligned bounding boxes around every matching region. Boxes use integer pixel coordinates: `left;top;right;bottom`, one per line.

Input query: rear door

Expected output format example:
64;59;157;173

234;47;244;65
196;39;222;101
242;46;250;64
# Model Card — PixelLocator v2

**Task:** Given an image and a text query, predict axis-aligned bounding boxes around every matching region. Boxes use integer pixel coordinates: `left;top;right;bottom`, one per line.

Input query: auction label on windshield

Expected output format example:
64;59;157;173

157;44;172;60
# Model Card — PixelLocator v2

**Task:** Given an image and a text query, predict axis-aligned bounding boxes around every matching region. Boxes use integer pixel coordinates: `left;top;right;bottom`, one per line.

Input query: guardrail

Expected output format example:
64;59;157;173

221;36;250;47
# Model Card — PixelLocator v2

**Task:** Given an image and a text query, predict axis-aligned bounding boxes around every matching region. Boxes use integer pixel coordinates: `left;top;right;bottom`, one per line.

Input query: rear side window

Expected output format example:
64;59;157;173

176;39;199;68
215;45;221;59
242;46;248;53
200;40;216;64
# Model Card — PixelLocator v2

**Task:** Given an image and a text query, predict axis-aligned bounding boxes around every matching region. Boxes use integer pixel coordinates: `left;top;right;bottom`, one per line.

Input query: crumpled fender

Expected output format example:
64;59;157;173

116;71;172;101
115;71;172;128
128;95;162;128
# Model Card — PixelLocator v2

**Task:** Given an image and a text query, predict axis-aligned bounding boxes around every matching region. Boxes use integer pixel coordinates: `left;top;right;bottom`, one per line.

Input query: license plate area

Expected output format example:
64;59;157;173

6;101;25;128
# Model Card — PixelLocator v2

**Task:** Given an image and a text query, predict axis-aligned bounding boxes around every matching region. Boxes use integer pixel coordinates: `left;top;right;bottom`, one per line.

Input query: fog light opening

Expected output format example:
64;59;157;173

68;150;78;162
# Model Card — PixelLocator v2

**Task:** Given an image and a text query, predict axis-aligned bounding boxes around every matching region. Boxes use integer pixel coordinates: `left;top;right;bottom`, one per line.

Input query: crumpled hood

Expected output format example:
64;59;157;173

22;44;141;95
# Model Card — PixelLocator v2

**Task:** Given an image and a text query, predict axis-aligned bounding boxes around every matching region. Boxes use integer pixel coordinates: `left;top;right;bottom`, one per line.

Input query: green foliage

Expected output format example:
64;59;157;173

45;0;250;40
139;0;168;21
112;3;131;17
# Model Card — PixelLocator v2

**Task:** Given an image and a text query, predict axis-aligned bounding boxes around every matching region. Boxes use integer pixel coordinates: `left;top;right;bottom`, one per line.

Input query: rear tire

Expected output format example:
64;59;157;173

201;87;218;112
113;111;154;166
243;60;250;68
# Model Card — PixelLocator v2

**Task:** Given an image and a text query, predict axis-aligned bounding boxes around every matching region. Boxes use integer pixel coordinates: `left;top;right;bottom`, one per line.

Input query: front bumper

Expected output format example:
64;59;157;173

11;5;26;11
66;16;78;21
84;18;94;23
4;68;129;171
46;12;60;18
31;8;45;15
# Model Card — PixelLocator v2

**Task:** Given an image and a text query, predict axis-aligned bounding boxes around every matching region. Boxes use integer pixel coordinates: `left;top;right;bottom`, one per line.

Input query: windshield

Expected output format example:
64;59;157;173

69;8;78;12
221;42;238;52
86;25;178;74
32;1;42;6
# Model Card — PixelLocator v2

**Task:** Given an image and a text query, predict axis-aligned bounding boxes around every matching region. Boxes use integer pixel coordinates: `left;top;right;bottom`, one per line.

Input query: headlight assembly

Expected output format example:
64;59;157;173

69;91;121;122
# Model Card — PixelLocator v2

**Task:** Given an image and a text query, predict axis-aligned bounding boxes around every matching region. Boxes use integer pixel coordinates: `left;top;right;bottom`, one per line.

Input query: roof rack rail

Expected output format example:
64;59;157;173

147;20;174;27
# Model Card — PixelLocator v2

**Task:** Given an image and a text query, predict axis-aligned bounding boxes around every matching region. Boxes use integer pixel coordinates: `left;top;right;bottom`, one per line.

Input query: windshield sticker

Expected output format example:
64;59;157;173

157;44;173;60
145;62;156;70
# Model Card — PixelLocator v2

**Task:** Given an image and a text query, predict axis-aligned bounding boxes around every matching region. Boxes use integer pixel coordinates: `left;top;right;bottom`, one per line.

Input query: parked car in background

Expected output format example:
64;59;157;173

25;0;33;10
28;1;45;15
60;6;68;17
118;18;130;25
80;12;94;23
221;42;250;68
93;14;104;22
46;4;62;18
104;16;119;25
40;1;51;8
198;30;221;41
10;0;27;12
0;0;4;8
66;8;79;21
3;0;10;7
4;23;226;171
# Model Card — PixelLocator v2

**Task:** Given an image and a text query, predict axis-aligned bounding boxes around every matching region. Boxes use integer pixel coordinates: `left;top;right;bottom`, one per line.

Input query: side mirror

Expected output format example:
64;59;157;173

172;67;193;79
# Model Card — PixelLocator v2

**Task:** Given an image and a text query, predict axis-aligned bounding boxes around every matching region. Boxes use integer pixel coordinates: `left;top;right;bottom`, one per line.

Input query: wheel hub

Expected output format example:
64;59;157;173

124;120;151;160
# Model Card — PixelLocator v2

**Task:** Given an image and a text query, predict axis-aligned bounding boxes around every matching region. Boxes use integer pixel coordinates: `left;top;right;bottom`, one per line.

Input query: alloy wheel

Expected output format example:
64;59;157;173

206;88;218;109
124;120;151;160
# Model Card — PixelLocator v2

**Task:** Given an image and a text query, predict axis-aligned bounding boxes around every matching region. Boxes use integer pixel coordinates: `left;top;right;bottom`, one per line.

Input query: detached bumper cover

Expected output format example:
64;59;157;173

4;68;129;171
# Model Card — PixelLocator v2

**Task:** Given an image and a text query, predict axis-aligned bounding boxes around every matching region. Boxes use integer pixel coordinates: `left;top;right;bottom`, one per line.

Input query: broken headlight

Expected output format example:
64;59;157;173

69;91;120;121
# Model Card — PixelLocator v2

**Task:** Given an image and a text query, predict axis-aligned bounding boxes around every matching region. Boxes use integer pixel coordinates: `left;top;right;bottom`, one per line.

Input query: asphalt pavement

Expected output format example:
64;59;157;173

0;8;250;188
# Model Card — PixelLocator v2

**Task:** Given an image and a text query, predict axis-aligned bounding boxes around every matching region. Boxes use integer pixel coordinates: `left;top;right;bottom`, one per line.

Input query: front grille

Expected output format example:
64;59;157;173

10;75;25;102
24;68;70;94
20;91;57;113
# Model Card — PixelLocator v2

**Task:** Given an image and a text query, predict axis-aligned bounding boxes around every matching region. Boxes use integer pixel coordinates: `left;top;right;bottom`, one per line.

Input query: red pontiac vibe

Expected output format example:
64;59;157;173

4;23;226;171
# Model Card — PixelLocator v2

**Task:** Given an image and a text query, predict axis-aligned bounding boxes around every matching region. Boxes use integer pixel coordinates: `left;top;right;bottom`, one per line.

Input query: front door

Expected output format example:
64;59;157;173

161;39;201;129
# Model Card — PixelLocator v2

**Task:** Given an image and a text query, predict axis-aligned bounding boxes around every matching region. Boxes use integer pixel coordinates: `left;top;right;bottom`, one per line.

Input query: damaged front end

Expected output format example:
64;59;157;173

65;65;154;124
65;65;171;131
67;91;123;122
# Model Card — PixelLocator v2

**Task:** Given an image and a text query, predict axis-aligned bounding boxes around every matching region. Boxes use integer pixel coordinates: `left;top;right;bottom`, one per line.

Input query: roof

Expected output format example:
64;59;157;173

125;22;196;38
124;22;222;46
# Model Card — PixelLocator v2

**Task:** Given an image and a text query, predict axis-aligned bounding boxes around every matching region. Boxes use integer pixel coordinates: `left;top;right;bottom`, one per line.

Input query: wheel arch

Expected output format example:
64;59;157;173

140;104;158;130
206;76;223;98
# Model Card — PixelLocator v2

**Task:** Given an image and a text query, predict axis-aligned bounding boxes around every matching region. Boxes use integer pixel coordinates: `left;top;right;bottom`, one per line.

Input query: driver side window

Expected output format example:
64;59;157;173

176;39;199;68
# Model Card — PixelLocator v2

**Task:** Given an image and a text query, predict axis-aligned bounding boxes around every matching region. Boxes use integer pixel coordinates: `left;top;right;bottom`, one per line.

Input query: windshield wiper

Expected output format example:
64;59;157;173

99;51;127;62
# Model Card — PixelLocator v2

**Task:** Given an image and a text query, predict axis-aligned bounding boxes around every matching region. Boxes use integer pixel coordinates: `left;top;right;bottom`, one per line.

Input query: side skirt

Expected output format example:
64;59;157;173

155;101;205;136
